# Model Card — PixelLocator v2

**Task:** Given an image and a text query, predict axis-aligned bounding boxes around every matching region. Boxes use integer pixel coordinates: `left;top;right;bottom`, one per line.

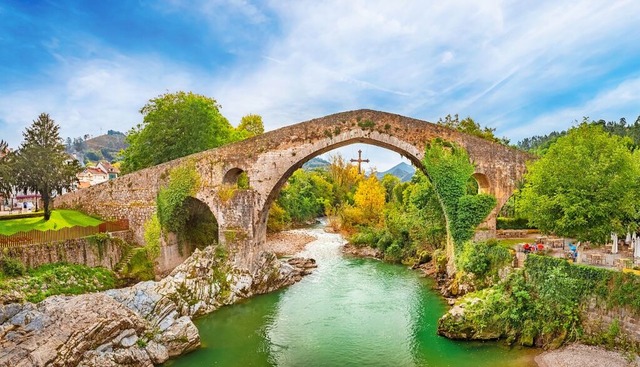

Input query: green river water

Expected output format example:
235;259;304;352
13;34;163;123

165;226;540;367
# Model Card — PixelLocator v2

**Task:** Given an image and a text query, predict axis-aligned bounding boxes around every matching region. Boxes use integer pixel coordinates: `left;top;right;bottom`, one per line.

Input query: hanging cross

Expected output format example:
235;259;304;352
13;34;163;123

350;149;370;174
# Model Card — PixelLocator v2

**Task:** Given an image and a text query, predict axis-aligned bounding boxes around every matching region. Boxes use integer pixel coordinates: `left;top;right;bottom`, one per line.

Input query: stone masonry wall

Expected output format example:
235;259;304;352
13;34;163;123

1;232;129;270
54;109;533;274
583;299;640;345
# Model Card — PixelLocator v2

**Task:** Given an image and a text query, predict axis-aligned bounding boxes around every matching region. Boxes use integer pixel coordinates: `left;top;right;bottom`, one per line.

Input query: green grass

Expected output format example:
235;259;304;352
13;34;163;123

497;238;529;247
0;262;118;303
0;209;103;235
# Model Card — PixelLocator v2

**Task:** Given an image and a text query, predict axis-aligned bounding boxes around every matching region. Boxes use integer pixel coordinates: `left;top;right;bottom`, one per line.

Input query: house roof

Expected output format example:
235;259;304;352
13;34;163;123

98;161;120;174
79;167;108;177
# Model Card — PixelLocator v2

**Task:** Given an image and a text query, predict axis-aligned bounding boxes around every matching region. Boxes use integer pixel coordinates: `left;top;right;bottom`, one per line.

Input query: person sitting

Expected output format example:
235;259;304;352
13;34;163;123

537;243;544;252
523;243;531;254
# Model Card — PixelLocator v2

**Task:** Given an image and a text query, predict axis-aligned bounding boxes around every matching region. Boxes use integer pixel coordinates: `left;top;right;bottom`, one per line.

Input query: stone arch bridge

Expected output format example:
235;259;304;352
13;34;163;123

55;110;531;273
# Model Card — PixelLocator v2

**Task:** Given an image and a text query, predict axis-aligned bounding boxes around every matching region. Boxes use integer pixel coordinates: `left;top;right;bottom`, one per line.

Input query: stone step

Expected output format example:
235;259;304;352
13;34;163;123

114;247;134;275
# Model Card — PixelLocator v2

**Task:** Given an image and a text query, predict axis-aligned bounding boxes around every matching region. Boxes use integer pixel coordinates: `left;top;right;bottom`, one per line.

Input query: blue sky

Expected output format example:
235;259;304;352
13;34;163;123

1;0;639;171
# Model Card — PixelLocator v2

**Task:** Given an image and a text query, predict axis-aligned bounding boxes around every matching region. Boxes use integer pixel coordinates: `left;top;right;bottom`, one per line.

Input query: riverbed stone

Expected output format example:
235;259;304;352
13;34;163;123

0;244;315;366
145;340;169;364
120;334;138;348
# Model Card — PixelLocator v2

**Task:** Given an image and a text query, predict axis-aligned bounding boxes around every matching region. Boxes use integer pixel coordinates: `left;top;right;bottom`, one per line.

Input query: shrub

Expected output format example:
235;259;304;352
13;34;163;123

267;202;290;233
458;239;513;282
349;227;380;247
0;257;26;277
376;231;394;252
384;242;403;262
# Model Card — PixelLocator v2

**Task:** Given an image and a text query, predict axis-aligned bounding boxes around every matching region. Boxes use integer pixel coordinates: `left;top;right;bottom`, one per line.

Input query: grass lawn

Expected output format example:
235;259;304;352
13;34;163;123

0;209;103;235
497;238;530;247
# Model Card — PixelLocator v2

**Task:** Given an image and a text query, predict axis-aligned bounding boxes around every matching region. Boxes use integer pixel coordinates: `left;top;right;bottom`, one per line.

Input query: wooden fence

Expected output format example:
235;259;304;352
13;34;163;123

0;219;129;249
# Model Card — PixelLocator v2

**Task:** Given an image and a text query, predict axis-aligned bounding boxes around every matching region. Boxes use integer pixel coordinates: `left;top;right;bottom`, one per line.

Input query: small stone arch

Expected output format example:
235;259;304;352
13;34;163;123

223;167;250;188
472;172;491;195
181;196;220;249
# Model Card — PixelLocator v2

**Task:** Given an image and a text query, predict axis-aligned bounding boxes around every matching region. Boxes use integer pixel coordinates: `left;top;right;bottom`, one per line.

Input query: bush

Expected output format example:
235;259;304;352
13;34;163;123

349;227;379;247
458;239;513;282
376;231;394;252
0;262;117;303
433;249;448;273
384;242;403;262
0;257;26;277
267;202;290;233
122;248;155;281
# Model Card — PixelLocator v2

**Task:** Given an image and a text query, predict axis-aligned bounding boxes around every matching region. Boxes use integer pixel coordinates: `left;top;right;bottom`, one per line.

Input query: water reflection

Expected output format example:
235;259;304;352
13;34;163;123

164;226;539;367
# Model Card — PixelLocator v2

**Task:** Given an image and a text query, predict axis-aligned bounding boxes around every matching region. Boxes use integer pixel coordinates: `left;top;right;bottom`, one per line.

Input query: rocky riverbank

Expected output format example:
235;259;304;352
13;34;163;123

265;230;317;256
341;242;382;259
0;246;316;366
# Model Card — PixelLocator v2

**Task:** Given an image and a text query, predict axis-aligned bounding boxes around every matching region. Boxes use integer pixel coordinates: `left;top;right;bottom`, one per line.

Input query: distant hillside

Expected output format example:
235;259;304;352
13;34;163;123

84;132;127;152
66;130;128;164
376;162;415;182
302;157;331;170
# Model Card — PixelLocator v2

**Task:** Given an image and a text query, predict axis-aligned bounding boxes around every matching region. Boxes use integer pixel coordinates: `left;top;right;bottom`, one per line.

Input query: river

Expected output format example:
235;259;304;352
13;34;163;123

164;225;539;367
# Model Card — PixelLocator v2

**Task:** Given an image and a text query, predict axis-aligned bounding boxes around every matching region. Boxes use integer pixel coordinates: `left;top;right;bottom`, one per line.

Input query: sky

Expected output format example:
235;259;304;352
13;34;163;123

1;0;639;171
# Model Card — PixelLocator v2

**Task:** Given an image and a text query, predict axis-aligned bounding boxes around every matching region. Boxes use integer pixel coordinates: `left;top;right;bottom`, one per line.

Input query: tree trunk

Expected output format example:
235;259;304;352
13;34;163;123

43;191;51;220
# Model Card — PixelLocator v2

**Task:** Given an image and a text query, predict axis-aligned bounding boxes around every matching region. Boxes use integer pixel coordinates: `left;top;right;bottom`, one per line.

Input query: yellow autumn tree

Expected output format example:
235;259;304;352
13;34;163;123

353;175;386;226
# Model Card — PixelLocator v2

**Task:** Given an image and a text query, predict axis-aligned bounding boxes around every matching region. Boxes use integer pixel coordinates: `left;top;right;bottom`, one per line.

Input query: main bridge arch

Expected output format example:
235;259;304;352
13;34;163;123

54;109;531;273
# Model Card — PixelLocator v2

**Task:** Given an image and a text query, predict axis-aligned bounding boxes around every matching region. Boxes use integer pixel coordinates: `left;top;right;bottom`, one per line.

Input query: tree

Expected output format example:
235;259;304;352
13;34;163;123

353;175;386;226
327;154;363;206
277;169;333;225
120;91;235;173
518;123;640;243
237;114;265;138
0;140;13;199
12;113;81;220
437;114;509;145
380;173;400;202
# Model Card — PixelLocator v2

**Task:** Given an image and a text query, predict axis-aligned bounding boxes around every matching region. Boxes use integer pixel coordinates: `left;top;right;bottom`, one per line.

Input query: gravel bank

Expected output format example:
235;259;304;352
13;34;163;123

535;343;640;367
265;230;317;257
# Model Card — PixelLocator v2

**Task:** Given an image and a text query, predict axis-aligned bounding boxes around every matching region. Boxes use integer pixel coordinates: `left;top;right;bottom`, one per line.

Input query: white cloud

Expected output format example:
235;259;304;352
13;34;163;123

0;52;211;146
2;0;639;171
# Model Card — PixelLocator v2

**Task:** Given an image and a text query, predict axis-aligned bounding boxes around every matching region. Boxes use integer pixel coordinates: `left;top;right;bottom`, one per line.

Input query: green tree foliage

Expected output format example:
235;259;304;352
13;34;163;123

457;239;513;283
12;114;81;220
518;123;640;243
121;91;235;173
442;255;640;350
380;174;401;202
276;169;333;226
517;115;640;154
0;140;13;198
157;161;201;233
437;114;509;145
236;114;265;138
422;139;496;250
